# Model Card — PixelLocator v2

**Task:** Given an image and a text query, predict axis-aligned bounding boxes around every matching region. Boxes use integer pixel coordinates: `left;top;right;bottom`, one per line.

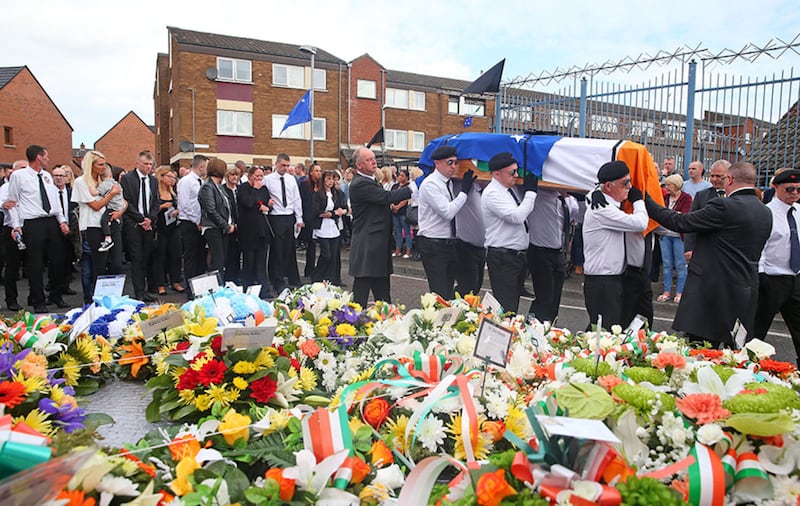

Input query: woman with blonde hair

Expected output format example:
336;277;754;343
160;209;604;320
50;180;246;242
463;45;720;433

153;167;184;295
71;151;122;303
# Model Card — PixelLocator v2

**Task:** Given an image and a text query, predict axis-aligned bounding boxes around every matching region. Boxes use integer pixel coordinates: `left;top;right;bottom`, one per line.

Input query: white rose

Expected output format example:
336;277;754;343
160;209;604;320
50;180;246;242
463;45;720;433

455;335;476;355
696;423;724;446
744;338;775;359
610;325;623;336
373;464;405;490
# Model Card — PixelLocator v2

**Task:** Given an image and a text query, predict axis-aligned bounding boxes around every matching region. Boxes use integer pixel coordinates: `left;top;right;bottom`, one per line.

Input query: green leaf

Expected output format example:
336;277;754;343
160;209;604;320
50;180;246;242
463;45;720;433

724;412;795;437
171;404;202;422
145;397;163;423
145;374;174;389
83;412;114;429
73;379;101;396
555;383;615;419
224;466;251;503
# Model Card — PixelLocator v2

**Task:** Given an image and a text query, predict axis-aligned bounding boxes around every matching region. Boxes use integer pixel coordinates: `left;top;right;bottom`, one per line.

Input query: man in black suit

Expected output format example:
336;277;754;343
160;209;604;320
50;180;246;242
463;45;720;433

120;151;159;302
348;147;412;306
684;159;730;262
645;161;772;346
48;165;78;296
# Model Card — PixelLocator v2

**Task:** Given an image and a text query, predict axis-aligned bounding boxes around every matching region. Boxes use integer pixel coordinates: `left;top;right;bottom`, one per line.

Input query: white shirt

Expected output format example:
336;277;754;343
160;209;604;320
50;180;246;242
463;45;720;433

314;192;340;239
6;167;66;227
71;177;106;230
481;179;537;251
417;170;467;239
0;183;19;227
527;189;578;249
264;172;303;223
455;183;485;248
135;169;151;216
759;199;797;275
582;193;649;275
177;171;203;224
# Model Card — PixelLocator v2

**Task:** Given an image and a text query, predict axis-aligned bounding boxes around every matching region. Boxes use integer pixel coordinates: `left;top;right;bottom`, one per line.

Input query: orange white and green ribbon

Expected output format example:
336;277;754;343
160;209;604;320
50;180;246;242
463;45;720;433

300;405;354;490
688;443;726;506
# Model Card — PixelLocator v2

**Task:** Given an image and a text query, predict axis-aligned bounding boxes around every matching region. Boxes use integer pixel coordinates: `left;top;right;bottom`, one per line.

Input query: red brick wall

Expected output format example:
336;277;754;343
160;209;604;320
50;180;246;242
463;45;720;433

94;112;155;169
154;54;171;166
0;67;72;166
348;56;383;145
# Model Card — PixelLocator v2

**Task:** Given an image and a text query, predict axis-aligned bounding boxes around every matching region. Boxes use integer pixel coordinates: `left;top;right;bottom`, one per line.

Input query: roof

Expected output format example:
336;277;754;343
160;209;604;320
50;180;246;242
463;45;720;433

168;26;346;65
386;68;472;93
0;66;24;90
95;110;153;145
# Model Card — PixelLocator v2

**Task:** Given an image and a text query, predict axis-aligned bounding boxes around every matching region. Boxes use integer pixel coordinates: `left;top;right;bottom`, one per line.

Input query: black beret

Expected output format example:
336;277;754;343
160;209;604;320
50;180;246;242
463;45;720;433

431;145;457;160
597;160;630;183
489;152;517;171
773;169;800;185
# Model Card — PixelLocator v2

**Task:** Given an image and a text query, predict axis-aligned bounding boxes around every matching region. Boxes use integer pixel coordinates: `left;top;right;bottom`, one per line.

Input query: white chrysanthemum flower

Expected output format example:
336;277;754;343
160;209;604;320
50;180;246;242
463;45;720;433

314;350;336;372
695;423;724;446
416;415;446;452
455;335;476;355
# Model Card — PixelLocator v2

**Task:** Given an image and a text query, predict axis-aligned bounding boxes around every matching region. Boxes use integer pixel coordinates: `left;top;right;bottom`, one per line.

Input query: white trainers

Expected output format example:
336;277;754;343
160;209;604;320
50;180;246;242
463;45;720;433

98;238;114;252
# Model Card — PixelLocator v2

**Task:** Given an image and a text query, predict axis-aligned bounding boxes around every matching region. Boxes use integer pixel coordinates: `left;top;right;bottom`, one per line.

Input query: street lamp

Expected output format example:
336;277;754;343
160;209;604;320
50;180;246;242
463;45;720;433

299;45;317;163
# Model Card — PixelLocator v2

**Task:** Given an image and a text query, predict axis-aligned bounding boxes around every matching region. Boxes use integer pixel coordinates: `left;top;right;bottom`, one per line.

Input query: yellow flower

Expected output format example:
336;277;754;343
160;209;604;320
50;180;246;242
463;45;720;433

359;483;390;503
269;410;291;432
254;349;275;368
58;355;81;386
298;367;317;391
504;404;533;441
75;335;101;372
189;353;211;372
335;323;356;336
233;377;248;390
184;315;219;337
448;414;492;461
232;361;257;375
13;409;53;437
194;394;212;411
206;383;239;407
96;336;114;366
318;316;332;327
219;409;251;445
316;324;330;337
349;417;367;434
349;302;362;313
170;457;200;496
384;415;411;453
178;389;196;405
49;384;65;403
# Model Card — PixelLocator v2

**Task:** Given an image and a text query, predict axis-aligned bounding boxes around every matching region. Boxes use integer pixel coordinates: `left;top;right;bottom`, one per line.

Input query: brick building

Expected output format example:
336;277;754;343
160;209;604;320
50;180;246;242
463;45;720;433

155;27;496;169
94;111;156;169
0;66;73;166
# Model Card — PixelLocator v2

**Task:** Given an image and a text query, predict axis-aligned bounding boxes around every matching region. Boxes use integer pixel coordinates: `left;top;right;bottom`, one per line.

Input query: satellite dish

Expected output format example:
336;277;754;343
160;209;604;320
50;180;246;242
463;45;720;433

205;67;218;80
179;140;195;152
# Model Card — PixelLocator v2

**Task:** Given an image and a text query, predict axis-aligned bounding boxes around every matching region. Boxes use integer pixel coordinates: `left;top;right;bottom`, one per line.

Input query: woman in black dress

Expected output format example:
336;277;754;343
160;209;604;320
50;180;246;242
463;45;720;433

154;166;184;294
237;166;274;298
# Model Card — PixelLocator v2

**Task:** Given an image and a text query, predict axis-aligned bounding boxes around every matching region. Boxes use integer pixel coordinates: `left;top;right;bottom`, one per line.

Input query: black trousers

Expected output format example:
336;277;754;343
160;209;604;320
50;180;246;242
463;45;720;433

180;220;206;295
107;220;123;274
455;241;486;297
48;233;74;293
3;226;22;305
22;216;65;305
242;237;270;296
313;236;342;284
124;223;155;298
154;224;182;287
268;215;301;290
419;236;459;300
303;228;317;278
83;227;110;298
621;265;654;329
203;227;229;274
583;274;624;330
486;247;527;314
224;231;241;283
352;276;391;307
527;245;566;322
753;273;800;360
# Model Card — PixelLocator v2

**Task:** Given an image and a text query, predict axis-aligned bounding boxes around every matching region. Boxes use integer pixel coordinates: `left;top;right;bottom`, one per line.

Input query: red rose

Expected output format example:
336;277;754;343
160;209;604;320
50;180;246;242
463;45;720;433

362;398;391;429
210;335;224;357
250;376;278;403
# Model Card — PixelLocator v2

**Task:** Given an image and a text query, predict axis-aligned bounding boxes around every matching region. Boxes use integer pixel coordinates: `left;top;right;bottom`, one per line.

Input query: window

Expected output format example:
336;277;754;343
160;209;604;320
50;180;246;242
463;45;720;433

273;64;304;89
272;115;326;140
411;131;425;151
357;79;376;99
661;120;687;140
385;129;408;150
448;97;485;116
591;115;619;134
631;120;656;137
217;58;252;83
385;88;409;109
313;69;326;91
3;126;13;146
217;110;253;136
550;110;578;128
410;91;425;111
448;97;460;114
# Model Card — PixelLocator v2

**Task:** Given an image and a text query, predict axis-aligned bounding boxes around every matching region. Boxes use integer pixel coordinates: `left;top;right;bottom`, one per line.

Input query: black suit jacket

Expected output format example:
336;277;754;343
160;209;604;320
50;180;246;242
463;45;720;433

120;170;159;226
198;180;231;231
348;174;412;278
684;186;722;252
237;182;272;245
646;189;772;343
309;188;347;232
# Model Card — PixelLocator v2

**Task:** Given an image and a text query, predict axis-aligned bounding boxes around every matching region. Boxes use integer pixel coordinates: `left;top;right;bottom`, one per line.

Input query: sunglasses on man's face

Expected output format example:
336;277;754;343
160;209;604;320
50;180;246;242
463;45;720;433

783;186;799;193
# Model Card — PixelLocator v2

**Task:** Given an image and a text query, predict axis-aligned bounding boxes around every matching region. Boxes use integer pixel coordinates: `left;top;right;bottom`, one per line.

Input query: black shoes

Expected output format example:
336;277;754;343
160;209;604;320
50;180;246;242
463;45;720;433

137;294;155;303
47;297;70;308
33;304;48;313
6;301;22;311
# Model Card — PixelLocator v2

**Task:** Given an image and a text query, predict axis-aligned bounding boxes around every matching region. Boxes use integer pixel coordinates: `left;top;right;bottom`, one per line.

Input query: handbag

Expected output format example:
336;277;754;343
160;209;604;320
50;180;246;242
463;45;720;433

406;205;419;226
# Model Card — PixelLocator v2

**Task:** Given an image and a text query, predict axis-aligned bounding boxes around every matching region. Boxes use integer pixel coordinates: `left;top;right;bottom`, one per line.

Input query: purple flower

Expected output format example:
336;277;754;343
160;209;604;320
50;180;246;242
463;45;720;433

38;397;86;433
0;342;31;378
332;306;362;325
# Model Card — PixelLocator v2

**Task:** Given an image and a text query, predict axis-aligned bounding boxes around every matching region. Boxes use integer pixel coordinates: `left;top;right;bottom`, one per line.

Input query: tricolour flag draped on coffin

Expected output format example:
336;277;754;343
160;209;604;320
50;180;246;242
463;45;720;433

418;132;665;234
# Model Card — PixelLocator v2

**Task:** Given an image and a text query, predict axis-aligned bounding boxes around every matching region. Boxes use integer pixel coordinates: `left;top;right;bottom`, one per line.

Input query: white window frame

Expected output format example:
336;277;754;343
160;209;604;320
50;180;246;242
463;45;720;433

313;68;326;91
410;91;425;111
385;88;409;109
217;57;252;83
448;96;485;116
591;115;619;134
549;109;578;128
357;79;377;99
631;120;656;138
217;110;253;136
273;64;305;89
410;131;425;151
448;96;460;114
272;115;326;140
385;129;408;150
312;118;326;140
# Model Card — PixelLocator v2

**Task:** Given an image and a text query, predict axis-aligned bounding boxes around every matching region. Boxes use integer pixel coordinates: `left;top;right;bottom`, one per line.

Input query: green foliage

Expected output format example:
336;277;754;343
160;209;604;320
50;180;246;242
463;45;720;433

723;382;799;414
724;412;796;437
556;382;615;419
225;432;297;468
616;476;687;505
624;366;667;385
612;383;675;413
569;357;612;378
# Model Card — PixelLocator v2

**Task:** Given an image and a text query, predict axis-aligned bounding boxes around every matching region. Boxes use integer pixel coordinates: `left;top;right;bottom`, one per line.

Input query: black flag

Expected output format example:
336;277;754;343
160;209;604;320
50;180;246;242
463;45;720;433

462;59;505;95
366;128;384;148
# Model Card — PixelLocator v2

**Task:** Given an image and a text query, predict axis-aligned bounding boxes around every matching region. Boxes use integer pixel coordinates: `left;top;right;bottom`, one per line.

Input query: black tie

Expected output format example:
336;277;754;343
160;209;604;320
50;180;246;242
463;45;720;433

141;177;149;216
38;173;51;213
446;180;457;238
280;176;287;207
59;189;65;217
508;188;528;233
558;195;570;251
788;207;800;274
717;189;725;198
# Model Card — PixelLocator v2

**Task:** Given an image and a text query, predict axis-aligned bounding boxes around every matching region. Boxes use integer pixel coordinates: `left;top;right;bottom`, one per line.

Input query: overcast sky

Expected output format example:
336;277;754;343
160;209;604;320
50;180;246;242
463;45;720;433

3;0;799;148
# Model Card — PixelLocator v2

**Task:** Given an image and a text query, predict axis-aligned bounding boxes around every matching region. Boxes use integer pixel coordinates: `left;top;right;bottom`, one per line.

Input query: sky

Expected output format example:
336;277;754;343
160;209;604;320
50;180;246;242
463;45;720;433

3;0;799;147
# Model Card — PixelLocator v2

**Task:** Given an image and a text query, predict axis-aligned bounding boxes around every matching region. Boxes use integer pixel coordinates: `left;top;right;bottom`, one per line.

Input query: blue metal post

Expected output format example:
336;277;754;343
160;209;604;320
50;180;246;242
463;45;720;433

579;78;587;138
494;87;503;133
683;60;697;177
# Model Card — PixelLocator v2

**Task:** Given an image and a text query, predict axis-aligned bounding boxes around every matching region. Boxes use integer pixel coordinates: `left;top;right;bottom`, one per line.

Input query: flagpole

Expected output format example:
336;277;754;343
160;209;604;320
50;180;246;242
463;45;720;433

300;45;317;163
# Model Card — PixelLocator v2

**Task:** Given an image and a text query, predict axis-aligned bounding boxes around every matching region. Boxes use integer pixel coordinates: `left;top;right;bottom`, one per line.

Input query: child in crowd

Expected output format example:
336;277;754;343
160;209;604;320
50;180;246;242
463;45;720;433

95;166;125;252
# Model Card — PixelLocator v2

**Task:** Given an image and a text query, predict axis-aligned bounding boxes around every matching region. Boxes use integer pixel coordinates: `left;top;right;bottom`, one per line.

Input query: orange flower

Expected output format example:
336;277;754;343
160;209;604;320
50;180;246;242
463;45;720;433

348;456;371;484
676;393;731;424
475;469;516;506
362;398;391;429
652;352;686;370
482;420;506;442
169;434;201;461
265;468;295;501
759;358;797;376
0;381;27;408
20;353;48;379
370;439;394;467
298;339;321;359
119;449;157;478
464;293;480;309
671;478;689;502
54;489;96;506
689;349;724;360
118;338;149;378
598;375;624;393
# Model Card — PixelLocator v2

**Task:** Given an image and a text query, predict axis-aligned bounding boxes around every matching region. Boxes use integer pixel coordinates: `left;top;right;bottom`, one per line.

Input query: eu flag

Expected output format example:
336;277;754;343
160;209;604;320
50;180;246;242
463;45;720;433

463;116;473;128
280;90;312;133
